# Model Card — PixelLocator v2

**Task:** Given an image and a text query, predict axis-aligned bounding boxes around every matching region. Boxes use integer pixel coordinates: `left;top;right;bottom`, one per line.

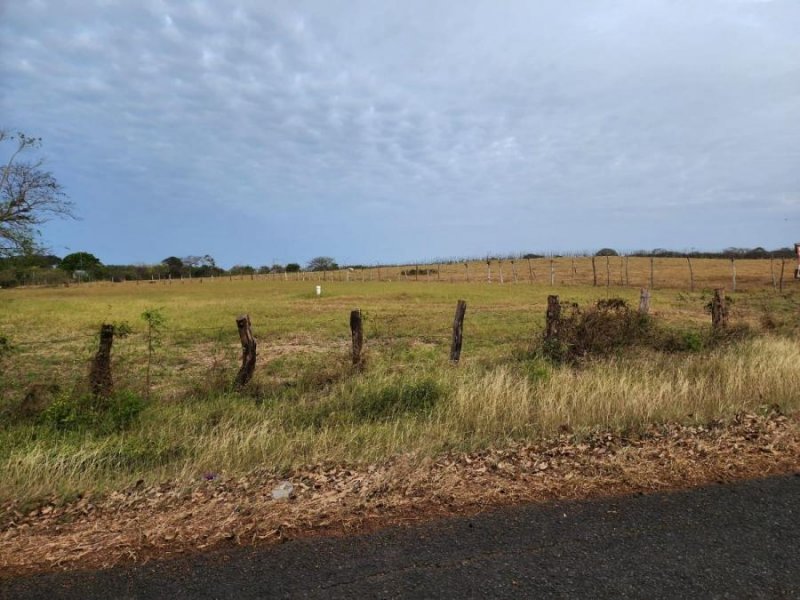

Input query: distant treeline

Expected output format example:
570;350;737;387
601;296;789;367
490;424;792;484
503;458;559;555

0;247;796;288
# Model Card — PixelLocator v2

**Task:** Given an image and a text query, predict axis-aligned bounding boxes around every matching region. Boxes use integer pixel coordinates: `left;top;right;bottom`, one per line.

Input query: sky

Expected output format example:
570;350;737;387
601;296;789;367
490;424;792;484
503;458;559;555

1;0;799;268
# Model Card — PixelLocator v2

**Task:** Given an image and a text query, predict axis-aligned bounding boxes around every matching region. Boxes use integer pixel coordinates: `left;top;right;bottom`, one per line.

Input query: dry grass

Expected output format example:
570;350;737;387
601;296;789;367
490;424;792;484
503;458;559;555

3;411;798;577
2;336;798;505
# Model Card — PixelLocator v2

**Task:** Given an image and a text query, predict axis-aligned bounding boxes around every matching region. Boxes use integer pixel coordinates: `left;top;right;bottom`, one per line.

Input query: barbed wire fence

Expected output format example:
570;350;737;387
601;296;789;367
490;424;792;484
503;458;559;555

1;285;768;406
8;255;798;293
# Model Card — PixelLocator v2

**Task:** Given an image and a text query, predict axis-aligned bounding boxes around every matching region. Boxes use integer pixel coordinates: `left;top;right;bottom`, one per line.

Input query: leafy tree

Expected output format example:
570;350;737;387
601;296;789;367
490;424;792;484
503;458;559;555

285;263;301;273
60;251;101;276
307;256;338;271
161;256;183;278
1;130;74;256
257;265;272;274
229;264;255;275
595;248;619;257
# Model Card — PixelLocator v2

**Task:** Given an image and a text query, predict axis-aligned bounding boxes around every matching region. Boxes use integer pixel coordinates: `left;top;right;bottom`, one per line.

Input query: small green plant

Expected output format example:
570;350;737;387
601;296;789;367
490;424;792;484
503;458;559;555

682;331;704;352
141;308;166;399
0;334;12;358
41;391;145;433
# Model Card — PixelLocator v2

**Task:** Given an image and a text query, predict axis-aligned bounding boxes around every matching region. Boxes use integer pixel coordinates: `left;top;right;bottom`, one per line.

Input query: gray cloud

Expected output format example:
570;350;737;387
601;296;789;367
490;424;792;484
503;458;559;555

1;0;798;264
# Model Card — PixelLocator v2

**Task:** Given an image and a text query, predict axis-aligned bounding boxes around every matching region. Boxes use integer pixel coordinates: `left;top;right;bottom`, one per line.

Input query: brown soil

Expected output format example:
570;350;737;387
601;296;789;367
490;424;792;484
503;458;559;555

2;411;798;579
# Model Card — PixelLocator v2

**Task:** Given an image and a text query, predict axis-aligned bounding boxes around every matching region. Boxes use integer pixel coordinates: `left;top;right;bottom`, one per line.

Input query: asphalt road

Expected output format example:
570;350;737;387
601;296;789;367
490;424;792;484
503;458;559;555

3;474;799;599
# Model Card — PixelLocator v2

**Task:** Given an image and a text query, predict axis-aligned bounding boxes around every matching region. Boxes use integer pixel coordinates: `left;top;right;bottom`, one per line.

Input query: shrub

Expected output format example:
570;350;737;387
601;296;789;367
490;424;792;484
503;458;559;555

354;378;441;421
548;298;654;362
41;391;145;433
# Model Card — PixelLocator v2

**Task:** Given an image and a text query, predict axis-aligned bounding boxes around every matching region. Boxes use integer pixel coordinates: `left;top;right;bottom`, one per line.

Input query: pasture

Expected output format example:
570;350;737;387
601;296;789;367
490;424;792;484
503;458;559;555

1;257;799;505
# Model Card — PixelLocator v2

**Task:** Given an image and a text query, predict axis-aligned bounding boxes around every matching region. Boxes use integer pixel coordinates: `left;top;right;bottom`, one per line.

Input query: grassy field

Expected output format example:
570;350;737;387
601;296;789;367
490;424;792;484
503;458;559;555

1;263;800;505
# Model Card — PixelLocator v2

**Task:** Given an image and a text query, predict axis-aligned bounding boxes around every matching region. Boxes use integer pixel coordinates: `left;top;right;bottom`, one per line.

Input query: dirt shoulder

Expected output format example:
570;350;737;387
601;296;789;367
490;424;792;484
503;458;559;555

2;412;799;579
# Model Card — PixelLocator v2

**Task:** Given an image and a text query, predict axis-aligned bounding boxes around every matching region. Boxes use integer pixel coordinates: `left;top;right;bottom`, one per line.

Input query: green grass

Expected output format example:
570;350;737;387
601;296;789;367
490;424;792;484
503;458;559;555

1;279;799;504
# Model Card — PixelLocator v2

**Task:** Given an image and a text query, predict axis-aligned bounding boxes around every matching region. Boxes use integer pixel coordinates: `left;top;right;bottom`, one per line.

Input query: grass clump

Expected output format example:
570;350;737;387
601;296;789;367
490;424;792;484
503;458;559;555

353;377;441;421
41;390;145;434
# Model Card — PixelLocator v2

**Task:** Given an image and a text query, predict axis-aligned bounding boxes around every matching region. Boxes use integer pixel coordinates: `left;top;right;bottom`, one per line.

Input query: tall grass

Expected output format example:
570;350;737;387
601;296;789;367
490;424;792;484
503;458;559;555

2;336;798;504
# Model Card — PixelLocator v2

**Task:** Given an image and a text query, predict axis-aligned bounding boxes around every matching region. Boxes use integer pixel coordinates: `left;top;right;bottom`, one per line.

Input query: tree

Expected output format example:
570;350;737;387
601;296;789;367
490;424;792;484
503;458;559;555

595;248;619;257
307;256;338;271
1;130;74;256
161;256;183;278
229;264;255;275
285;263;301;273
60;252;102;278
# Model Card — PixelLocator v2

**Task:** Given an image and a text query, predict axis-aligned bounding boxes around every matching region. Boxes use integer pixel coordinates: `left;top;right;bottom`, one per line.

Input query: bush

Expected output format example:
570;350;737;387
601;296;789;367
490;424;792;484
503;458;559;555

354;379;441;422
547;298;654;362
41;391;145;433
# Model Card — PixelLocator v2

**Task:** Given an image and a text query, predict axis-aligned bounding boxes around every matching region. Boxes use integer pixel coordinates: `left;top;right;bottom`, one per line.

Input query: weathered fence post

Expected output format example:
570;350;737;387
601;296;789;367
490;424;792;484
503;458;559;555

730;258;737;292
498;260;504;284
511;260;518;283
528;258;536;282
711;289;728;331
624;256;630;286
638;288;650;314
649;257;655;289
464;262;470;282
686;256;694;292
545;295;561;342
779;259;785;292
591;256;598;286
234;314;257;388
770;258;777;291
549;259;555;286
605;256;611;287
450;300;467;363
90;324;114;399
350;309;364;368
486;260;491;283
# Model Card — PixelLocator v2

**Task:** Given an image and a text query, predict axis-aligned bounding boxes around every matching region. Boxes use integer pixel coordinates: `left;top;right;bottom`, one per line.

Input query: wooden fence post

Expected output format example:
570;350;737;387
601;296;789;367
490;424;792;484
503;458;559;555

591;256;598;286
415;265;419;282
511;260;518;283
730;258;737;292
486;260;491;283
234;314;257;388
650;257;655;289
638;288;650;314
549;259;555;286
779;259;785;292
498;260;504;284
624;256;630;286
711;289;727;331
605;256;611;287
545;295;561;342
450;300;467;363
464;262;470;282
528;258;536;282
770;258;777;291
350;309;364;368
686;256;694;292
89;324;114;399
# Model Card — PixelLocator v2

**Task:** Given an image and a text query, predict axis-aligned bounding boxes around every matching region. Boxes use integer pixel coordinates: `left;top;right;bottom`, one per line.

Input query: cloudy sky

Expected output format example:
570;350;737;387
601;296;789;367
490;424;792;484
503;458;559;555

2;1;798;267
